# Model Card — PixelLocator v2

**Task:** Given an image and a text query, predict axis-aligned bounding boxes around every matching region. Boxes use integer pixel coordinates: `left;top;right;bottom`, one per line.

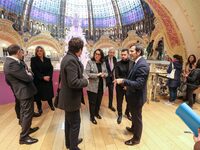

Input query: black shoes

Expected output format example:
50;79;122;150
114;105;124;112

109;106;116;112
95;114;102;119
50;106;55;111
126;127;134;133
19;136;38;145
90;117;97;124
124;138;140;146
117;115;122;124
66;138;83;149
33;112;41;117
29;127;39;134
78;138;83;145
90;114;101;124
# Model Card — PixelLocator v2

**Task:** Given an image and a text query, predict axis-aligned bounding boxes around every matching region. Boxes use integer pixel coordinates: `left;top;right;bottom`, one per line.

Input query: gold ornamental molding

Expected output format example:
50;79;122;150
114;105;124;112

122;30;145;48
145;0;187;60
26;31;62;53
0;19;23;46
93;35;118;50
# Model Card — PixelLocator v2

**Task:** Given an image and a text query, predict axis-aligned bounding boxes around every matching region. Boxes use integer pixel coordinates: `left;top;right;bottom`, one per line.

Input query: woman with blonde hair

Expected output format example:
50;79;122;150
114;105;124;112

31;46;54;115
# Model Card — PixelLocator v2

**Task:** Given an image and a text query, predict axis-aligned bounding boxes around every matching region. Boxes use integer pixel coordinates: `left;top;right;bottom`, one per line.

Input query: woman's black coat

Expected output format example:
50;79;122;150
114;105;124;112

31;56;54;101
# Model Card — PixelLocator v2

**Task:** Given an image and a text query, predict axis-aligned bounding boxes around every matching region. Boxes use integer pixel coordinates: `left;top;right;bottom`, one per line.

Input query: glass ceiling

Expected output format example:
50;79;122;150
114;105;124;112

0;0;144;28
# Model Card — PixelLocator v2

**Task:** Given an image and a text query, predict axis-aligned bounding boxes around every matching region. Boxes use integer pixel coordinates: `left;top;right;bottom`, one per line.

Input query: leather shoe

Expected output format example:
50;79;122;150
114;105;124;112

66;138;83;148
29;127;39;134
50;106;55;111
109;106;116;112
117;115;122;124
125;138;140;146
33;112;41;117
95;114;102;119
90;118;97;124
126;127;134;133
78;138;83;144
19;136;38;145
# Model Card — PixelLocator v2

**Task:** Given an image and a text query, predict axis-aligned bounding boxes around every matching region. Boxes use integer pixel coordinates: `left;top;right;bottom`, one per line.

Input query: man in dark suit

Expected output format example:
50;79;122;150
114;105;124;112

4;44;39;145
105;47;117;111
57;38;88;150
114;44;149;146
7;49;40;123
115;49;133;124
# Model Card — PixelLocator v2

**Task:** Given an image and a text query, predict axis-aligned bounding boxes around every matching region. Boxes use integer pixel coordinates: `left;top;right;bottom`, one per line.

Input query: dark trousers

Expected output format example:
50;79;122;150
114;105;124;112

116;85;129;116
169;87;178;102
35;98;53;111
87;90;103;119
130;106;143;141
147;50;153;58
65;110;81;150
108;83;114;107
186;86;197;107
20;97;34;140
157;51;163;60
15;97;20;119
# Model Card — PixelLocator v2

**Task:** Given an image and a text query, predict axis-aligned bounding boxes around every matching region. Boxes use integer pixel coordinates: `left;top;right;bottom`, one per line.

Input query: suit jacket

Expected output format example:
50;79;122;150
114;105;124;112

57;52;88;112
115;59;133;79
105;55;117;85
4;57;37;100
31;56;54;100
85;60;108;93
124;57;149;108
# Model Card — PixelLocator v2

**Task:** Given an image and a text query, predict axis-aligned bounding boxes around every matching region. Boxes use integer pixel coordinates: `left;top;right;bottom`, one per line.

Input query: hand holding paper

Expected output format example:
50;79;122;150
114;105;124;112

113;78;124;84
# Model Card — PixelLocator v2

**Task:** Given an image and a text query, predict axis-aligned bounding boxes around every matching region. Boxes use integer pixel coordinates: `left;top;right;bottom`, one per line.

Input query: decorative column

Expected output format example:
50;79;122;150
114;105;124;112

58;0;66;39
110;0;122;39
22;0;34;32
87;0;94;40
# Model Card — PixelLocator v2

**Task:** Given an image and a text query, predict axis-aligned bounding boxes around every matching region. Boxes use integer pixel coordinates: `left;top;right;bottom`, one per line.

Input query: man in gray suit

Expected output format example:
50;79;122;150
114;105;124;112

4;44;39;145
57;38;88;150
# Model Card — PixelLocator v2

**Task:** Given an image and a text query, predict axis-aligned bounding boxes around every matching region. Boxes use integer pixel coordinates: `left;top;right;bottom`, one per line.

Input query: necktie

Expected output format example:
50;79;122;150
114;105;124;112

109;58;113;71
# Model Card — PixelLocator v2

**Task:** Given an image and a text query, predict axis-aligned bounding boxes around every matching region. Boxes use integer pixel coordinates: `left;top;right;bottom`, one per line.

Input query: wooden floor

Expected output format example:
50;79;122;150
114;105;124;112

0;96;198;150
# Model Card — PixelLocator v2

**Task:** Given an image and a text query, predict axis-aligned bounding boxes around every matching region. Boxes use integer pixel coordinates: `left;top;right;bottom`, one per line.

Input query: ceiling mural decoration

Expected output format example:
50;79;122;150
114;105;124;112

147;0;181;48
0;0;25;15
0;0;144;28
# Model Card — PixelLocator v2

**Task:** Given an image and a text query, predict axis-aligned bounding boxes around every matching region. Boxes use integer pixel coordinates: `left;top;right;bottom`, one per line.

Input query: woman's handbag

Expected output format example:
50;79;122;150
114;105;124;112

167;63;176;79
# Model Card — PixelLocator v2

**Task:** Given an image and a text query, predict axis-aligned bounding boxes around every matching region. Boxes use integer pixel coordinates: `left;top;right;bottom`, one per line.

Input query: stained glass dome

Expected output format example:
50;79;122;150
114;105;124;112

0;0;145;28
